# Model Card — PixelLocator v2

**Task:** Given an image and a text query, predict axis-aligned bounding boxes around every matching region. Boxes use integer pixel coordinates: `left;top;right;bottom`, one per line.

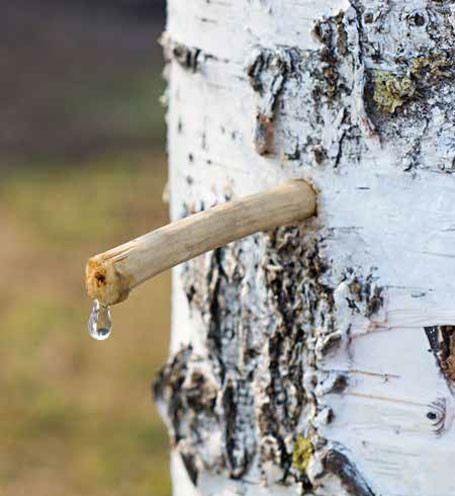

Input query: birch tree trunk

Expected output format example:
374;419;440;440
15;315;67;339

154;1;455;494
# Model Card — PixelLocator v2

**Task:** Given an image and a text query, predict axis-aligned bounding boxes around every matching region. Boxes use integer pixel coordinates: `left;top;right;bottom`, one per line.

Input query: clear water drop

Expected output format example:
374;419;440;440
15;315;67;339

88;299;112;341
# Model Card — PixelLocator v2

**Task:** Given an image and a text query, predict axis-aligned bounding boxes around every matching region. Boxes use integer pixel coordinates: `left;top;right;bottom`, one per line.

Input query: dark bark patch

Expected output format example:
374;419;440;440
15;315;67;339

222;380;237;471
153;346;193;443
177;240;260;479
424;325;455;390
313;144;327;164
153;345;221;481
254;113;274;155
345;271;384;318
312;10;349;99
328;373;349;393
322;448;376;496
247;48;297;155
180;452;199;486
221;379;253;479
260;226;337;481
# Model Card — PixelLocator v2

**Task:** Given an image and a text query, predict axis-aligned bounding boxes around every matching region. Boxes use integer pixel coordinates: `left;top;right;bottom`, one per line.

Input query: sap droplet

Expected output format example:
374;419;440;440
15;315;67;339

88;299;112;341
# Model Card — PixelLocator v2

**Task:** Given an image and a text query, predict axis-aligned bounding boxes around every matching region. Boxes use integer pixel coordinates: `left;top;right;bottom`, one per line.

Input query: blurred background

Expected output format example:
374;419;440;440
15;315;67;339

1;1;171;494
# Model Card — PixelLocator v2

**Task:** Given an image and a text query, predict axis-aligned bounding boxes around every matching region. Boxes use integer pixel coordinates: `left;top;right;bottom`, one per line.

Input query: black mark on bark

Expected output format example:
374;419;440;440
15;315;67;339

322;448;376;496
425;325;455;390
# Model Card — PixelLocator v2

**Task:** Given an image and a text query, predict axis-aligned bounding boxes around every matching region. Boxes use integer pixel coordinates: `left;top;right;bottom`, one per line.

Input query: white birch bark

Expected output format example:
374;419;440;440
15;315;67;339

154;1;455;495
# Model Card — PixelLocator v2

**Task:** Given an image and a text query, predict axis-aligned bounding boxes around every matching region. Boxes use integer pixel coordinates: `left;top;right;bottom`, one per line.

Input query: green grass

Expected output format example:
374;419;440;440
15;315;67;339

0;152;172;496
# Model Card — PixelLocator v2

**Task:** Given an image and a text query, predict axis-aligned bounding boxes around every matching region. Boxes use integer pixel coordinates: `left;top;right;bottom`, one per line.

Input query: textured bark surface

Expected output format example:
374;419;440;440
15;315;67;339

155;1;455;494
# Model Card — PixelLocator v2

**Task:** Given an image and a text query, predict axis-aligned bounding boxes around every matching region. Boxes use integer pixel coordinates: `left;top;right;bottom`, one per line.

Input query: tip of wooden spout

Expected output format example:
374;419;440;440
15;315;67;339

86;256;131;306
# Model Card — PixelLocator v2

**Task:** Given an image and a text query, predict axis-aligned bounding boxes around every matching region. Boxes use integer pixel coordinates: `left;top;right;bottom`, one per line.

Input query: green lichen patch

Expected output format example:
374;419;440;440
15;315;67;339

411;54;452;80
292;437;314;473
373;71;416;114
373;53;453;114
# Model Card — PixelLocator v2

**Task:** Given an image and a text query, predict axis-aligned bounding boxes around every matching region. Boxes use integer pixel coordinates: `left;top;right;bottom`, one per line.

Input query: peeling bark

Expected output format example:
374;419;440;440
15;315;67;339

157;0;455;494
